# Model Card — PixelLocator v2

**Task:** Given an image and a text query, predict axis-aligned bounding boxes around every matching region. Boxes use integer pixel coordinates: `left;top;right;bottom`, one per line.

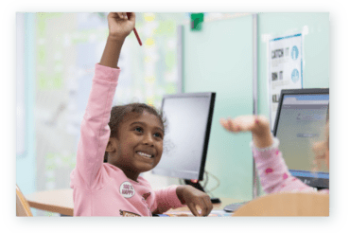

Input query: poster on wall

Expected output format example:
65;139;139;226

269;33;303;130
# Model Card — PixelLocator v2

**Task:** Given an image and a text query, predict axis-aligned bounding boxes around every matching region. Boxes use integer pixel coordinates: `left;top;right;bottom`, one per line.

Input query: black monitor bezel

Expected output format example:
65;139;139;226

272;88;329;189
155;92;216;181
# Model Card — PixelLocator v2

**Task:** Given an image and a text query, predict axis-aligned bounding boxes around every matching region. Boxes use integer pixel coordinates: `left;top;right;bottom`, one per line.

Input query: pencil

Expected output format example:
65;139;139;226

126;13;142;46
133;28;142;46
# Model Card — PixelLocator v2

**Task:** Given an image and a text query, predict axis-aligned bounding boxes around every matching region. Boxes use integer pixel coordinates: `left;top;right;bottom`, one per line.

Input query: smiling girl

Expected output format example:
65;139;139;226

70;12;212;217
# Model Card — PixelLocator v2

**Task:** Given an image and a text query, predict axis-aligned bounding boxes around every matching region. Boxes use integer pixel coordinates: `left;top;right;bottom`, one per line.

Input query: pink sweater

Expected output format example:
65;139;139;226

252;138;329;194
70;64;183;216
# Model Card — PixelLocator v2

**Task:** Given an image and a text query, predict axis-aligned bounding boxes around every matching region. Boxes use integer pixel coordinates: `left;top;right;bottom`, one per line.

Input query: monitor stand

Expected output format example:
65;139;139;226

184;179;221;204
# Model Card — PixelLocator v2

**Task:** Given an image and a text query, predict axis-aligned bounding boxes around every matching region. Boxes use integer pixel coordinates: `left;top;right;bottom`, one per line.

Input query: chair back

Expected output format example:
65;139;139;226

16;185;33;217
233;192;329;216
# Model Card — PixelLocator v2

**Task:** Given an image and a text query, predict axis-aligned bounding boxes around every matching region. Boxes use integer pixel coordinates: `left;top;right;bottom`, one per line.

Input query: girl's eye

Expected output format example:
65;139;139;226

134;127;143;133
154;132;163;139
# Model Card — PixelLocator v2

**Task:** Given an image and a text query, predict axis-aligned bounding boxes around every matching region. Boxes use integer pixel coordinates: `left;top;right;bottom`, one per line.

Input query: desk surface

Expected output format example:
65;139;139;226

26;189;74;216
26;189;242;216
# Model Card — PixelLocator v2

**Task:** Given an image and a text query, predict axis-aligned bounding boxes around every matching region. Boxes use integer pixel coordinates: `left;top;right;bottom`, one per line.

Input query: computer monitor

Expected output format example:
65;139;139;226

273;88;329;189
152;92;216;184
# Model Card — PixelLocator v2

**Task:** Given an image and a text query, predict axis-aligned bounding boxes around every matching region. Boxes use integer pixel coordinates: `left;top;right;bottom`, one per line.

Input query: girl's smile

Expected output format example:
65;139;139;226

136;151;155;159
135;148;157;164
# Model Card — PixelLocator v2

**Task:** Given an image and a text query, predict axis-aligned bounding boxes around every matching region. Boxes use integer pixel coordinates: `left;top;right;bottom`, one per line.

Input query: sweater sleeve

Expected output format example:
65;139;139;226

152;185;185;213
251;138;316;194
74;63;120;189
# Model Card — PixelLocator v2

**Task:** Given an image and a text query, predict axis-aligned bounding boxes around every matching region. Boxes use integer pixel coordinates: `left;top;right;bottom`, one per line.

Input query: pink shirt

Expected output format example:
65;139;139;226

251;138;329;194
70;64;183;216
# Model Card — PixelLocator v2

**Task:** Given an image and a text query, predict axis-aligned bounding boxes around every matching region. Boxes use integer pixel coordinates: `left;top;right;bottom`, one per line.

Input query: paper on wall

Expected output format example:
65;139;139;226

268;33;303;130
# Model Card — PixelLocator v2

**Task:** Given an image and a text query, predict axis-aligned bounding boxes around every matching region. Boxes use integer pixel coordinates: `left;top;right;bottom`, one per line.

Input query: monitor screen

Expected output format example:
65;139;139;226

152;92;215;181
273;89;329;189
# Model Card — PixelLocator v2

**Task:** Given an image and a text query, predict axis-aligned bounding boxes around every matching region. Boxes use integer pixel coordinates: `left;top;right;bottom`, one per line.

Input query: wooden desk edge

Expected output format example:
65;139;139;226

26;189;74;216
27;200;74;216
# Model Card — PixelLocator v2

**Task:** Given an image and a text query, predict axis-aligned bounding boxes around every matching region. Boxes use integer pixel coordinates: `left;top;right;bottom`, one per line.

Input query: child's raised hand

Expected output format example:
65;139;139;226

107;12;135;41
220;115;274;148
220;115;269;134
176;185;213;216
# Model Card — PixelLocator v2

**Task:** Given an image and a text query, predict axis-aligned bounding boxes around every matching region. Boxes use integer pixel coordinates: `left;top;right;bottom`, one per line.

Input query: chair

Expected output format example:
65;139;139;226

233;192;329;216
16;184;33;216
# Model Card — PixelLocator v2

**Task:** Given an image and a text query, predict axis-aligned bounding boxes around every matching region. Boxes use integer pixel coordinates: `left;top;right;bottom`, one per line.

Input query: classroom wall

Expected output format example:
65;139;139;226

182;12;329;200
16;13;37;215
257;12;330;118
16;13;36;197
182;15;254;201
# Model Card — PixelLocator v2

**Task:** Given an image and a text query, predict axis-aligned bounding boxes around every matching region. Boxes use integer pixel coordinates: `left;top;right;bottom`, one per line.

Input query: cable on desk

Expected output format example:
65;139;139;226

206;171;220;193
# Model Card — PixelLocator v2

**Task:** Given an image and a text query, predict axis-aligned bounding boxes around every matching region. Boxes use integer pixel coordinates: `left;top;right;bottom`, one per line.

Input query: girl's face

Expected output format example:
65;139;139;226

108;111;164;181
312;122;329;170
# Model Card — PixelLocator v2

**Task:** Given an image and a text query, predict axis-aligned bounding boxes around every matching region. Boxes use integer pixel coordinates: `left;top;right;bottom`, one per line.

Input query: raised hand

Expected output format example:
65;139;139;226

107;12;135;41
100;12;136;68
220;115;270;134
220;115;274;148
176;185;213;216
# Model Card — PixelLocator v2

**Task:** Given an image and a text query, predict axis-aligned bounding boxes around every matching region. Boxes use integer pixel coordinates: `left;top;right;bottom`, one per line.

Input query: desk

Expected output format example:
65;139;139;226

26;189;74;216
26;189;242;216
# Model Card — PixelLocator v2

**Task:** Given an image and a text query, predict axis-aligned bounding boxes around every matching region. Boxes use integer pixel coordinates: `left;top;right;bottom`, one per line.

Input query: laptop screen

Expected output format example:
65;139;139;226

274;92;329;188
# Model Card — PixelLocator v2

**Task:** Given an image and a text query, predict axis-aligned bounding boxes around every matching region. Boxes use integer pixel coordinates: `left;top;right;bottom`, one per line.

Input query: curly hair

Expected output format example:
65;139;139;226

103;103;165;162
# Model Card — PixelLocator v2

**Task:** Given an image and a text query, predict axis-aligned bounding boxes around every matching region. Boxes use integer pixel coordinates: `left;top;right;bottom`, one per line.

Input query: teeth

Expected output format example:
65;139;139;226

137;152;153;158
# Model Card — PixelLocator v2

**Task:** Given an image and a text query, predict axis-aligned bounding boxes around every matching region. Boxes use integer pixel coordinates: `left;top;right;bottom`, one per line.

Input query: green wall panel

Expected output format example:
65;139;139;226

183;15;254;200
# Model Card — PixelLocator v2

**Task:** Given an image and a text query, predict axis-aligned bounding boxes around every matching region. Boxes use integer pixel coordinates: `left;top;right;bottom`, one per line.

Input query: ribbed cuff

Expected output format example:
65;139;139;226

250;137;279;151
250;137;280;159
94;63;121;82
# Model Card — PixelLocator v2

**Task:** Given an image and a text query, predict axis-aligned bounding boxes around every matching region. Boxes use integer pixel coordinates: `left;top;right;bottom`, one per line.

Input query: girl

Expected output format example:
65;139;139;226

70;12;213;217
220;115;329;194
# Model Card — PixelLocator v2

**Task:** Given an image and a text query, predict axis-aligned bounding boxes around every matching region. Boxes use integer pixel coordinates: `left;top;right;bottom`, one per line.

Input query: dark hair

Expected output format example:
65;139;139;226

103;103;165;162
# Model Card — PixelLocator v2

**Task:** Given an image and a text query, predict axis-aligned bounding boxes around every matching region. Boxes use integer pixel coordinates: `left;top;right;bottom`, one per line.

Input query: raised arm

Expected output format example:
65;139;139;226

100;12;135;68
74;12;135;189
220;115;314;194
220;115;274;148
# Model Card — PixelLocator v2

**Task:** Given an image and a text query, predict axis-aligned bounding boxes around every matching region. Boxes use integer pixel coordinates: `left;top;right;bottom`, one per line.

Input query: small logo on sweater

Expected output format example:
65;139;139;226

120;182;135;198
119;209;141;217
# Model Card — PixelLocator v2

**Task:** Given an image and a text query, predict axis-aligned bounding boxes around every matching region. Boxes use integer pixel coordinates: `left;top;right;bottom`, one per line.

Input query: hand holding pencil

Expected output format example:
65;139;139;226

100;12;140;68
107;12;142;46
127;13;142;46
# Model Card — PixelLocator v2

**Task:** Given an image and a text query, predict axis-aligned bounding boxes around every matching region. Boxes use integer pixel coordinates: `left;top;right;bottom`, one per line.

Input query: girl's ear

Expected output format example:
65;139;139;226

106;138;118;153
